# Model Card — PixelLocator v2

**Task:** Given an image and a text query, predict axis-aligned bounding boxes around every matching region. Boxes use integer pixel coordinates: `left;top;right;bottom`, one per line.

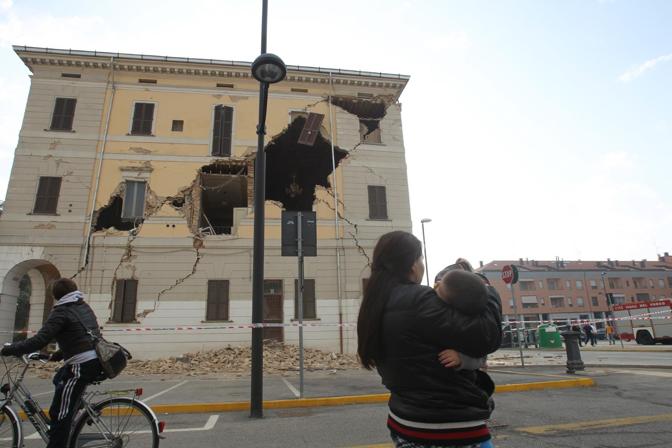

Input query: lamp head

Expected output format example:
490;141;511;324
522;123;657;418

421;218;432;224
251;53;286;84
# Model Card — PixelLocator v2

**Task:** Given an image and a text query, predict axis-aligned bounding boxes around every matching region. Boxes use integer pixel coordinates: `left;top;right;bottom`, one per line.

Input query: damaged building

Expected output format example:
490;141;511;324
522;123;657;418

0;46;411;359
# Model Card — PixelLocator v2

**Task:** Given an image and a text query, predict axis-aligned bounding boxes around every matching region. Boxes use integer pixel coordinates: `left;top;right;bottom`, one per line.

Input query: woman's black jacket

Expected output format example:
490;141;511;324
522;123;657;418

375;282;502;423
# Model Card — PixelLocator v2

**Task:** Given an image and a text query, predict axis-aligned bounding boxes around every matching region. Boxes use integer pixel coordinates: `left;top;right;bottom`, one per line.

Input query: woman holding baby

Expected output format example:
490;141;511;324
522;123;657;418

357;231;502;448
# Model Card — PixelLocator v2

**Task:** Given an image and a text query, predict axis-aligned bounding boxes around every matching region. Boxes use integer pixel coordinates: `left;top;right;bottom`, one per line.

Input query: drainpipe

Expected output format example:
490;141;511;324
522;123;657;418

80;56;116;273
328;72;344;354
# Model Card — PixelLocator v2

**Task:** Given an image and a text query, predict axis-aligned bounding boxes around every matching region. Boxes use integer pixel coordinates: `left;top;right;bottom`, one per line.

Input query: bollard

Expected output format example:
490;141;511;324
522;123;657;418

561;331;585;374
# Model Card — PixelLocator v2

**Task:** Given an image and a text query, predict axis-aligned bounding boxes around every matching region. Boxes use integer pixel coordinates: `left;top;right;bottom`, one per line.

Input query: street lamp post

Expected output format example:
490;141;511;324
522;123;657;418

420;218;432;286
250;0;286;419
601;271;624;348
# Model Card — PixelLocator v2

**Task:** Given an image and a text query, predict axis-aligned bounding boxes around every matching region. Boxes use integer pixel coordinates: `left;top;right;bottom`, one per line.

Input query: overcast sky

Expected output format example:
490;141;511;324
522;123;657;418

1;0;671;280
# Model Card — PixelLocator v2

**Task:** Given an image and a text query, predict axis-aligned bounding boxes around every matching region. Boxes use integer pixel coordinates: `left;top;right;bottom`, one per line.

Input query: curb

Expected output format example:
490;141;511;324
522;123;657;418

148;378;595;415
584;364;672;370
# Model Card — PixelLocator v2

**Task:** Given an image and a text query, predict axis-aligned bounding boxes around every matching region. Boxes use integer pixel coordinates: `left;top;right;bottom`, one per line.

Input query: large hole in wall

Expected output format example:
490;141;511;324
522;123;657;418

330;96;389;144
197;161;248;235
93;195;138;231
264;116;348;211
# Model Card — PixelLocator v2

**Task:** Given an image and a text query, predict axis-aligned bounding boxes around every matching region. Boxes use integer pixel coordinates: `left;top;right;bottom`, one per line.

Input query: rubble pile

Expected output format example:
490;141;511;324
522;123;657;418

126;342;360;376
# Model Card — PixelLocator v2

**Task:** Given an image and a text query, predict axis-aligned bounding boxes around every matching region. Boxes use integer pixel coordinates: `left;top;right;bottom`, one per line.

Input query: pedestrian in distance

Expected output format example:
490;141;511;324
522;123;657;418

606;323;616;345
1;278;105;448
357;231;502;448
590;323;598;346
583;323;593;346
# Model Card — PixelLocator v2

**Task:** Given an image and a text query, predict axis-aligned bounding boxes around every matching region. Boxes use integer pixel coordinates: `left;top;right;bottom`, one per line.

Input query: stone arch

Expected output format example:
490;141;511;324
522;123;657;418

0;259;61;344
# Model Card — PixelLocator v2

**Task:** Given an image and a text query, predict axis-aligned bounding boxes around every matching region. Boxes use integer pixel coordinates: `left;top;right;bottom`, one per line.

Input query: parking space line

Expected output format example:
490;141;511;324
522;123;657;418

517;413;672;435
143;380;189;403
281;377;301;398
608;368;672;378
163;415;219;433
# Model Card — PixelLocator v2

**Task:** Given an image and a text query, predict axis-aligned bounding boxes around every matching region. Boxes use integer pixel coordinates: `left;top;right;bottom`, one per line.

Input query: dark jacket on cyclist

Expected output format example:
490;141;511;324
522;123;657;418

3;290;100;362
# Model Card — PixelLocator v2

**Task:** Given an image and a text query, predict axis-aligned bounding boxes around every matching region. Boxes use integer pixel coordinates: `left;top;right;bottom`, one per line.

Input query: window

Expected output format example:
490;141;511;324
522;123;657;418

212;105;233;156
509;299;514;307
591;296;599;306
294;279;316;319
550;297;565;308
359;119;381;143
659;279;665;288
521;296;538;309
171;120;184;132
121;181;146;221
576;280;583;289
649;279;654;288
519;281;535;291
633;278;645;289
216;83;234;88
576;297;584;307
568;297;573;307
33;177;62;214
590;280;597;289
636;293;650;302
547;279;560;290
206;280;230;321
367;186;388;220
131;102;155;135
50;98;77;131
138;78;157;84
61;73;81;79
608;278;621;289
112;279;138;323
538;281;544;289
668;277;672;288
565;280;571;289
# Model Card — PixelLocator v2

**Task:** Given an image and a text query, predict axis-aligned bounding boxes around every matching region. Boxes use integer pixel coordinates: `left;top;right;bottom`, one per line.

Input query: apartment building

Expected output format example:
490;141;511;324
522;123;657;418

0;46;411;358
479;254;672;329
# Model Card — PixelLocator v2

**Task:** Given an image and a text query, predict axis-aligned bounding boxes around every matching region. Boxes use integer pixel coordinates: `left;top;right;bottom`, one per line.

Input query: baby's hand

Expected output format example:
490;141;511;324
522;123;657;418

438;349;462;368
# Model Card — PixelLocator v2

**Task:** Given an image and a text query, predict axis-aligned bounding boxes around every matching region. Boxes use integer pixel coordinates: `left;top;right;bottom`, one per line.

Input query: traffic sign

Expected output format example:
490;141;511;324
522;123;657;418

502;264;519;284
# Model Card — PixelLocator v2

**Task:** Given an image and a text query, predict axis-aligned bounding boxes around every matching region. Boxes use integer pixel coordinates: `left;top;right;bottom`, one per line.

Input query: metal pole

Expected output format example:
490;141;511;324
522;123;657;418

250;0;269;419
511;282;525;367
421;222;430;286
602;273;624;348
297;212;305;398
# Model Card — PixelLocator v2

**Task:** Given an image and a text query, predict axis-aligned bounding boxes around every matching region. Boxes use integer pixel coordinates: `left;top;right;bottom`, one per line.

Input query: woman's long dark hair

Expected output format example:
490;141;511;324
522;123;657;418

357;231;423;369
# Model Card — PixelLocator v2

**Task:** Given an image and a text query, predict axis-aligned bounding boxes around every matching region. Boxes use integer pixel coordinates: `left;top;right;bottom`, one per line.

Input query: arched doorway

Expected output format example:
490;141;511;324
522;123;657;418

0;260;61;344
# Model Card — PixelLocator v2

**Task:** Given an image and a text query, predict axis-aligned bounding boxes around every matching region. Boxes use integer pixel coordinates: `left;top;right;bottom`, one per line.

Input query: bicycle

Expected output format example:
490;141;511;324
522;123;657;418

0;352;165;447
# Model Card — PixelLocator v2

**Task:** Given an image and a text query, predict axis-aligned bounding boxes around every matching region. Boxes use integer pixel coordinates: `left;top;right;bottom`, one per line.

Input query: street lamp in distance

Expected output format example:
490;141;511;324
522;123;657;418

420;218;432;286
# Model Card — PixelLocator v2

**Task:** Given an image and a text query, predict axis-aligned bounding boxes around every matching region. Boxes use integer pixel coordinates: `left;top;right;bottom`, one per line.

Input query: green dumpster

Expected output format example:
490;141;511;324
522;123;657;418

537;324;563;348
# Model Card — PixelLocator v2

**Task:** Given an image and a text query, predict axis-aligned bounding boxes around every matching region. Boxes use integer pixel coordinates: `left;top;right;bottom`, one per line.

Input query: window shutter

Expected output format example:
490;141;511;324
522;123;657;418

50;98;76;130
132;103;154;135
113;280;125;322
297;113;324;146
121;279;138;323
207;280;230;321
34;177;62;214
212;106;233;157
368;186;387;219
294;279;316;319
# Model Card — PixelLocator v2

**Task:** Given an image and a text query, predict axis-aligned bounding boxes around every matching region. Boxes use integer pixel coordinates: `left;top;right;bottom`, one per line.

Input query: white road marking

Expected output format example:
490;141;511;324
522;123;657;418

609;369;672;378
162;414;219;433
143;380;189;403
281;377;300;398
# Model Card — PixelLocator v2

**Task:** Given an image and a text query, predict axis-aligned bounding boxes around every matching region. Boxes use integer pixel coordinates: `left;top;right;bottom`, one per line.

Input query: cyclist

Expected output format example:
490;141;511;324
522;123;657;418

1;277;104;448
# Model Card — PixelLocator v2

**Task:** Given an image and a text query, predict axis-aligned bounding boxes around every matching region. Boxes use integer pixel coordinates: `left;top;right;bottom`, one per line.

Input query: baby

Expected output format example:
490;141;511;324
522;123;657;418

435;268;489;371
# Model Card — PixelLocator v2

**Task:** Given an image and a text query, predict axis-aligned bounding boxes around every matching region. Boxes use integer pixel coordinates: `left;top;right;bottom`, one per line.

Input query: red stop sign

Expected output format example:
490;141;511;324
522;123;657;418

501;265;518;284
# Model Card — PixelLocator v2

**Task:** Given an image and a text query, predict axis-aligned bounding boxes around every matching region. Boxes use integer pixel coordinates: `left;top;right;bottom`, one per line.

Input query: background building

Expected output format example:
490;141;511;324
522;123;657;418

479;254;672;332
0;46;411;358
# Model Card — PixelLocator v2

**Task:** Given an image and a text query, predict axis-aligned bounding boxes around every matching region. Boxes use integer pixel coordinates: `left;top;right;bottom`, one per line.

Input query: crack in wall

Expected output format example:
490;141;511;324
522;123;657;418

314;195;370;267
138;236;204;319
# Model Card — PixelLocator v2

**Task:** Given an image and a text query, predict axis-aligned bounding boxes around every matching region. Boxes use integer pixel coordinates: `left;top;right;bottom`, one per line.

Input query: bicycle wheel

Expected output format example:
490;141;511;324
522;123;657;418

0;406;20;448
70;398;159;448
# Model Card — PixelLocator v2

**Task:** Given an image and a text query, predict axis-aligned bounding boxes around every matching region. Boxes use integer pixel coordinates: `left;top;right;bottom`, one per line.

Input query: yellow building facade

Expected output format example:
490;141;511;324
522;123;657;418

0;46;411;358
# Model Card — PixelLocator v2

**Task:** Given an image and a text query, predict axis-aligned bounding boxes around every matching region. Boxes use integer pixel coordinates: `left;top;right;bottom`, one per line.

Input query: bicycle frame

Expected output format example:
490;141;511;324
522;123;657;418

1;354;51;443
